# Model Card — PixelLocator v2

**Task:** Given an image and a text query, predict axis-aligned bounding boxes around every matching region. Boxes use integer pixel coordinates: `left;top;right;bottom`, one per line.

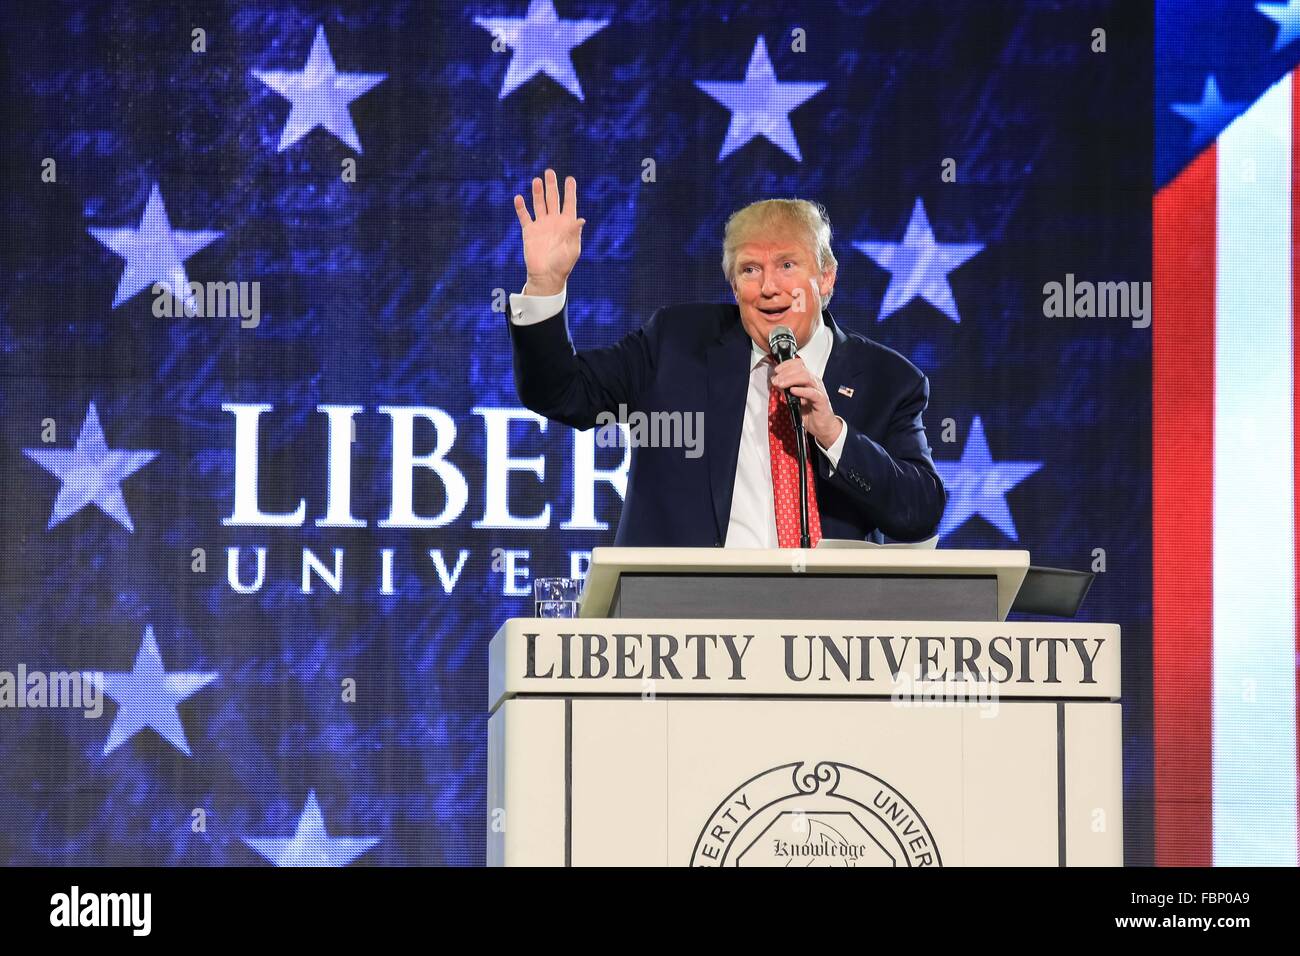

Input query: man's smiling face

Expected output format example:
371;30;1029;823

730;231;837;352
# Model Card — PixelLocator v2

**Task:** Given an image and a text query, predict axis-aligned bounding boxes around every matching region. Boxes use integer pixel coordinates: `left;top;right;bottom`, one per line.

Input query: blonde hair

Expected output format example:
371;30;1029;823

722;198;837;303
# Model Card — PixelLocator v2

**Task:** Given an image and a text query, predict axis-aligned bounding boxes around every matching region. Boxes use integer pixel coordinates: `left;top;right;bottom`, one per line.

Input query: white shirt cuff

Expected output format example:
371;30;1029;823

816;417;849;472
508;285;567;326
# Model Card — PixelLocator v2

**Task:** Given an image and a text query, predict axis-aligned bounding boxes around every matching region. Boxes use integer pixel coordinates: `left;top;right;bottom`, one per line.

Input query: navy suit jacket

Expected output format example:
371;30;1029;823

509;301;946;547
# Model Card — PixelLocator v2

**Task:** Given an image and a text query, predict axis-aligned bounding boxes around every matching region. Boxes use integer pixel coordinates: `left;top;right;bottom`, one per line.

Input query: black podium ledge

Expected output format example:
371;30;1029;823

579;547;1062;622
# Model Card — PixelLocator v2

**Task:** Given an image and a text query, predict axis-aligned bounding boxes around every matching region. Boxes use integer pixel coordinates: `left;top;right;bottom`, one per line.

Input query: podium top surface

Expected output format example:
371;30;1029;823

580;547;1031;621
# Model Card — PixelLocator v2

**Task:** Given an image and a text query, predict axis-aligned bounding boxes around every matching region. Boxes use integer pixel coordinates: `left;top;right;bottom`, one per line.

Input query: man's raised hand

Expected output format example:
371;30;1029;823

514;169;585;297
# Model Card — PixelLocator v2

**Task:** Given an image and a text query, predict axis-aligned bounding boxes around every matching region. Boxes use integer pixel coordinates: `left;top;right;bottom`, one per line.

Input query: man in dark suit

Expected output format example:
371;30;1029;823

508;169;945;549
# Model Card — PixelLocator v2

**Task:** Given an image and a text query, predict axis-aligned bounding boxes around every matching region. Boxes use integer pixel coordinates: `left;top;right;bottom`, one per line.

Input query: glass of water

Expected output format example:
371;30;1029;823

534;577;583;618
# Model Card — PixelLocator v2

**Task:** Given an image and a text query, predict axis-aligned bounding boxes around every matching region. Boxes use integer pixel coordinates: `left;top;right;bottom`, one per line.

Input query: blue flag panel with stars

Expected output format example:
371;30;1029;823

0;0;1154;865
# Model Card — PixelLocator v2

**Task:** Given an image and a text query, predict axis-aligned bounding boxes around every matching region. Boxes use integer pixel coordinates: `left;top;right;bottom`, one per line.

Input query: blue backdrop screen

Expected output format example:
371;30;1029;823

0;0;1152;865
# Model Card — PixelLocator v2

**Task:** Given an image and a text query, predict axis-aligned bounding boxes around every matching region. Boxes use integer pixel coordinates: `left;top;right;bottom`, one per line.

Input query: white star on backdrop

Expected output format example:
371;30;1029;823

1170;76;1246;147
93;625;218;757
474;0;609;101
1257;0;1300;51
22;402;158;532
935;416;1043;541
695;36;826;161
243;791;381;866
251;25;387;152
86;184;222;309
853;198;984;323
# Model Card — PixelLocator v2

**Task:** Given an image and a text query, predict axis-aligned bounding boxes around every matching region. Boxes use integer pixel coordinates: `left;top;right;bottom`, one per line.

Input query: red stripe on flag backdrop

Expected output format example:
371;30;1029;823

1152;145;1217;866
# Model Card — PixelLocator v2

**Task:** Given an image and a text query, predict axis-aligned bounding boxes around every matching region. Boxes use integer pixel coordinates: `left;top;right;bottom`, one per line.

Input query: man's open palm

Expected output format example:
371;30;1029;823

514;169;585;296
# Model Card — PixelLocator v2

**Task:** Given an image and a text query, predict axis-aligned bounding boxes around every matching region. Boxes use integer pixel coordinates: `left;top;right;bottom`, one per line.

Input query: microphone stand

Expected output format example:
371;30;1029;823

784;391;811;549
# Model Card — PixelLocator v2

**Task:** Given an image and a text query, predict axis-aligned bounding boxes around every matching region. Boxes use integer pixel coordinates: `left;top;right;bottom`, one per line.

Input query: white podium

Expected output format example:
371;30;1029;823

487;548;1122;867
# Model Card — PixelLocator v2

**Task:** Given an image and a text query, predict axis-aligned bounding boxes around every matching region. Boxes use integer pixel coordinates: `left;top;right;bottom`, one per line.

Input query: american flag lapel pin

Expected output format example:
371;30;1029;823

837;385;855;398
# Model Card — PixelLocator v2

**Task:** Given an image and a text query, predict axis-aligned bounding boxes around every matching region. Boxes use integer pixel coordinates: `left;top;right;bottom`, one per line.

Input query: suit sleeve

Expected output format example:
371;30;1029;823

817;370;946;542
509;301;661;430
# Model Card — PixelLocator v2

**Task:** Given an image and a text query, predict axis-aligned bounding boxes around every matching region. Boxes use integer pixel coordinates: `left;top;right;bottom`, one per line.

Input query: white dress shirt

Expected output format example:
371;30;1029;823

508;285;848;548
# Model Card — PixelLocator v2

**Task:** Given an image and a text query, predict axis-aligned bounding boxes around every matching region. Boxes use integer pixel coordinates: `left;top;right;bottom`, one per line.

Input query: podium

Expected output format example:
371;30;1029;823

487;548;1122;867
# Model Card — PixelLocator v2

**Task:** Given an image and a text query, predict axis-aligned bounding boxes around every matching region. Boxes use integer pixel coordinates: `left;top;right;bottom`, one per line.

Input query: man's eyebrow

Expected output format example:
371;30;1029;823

737;249;802;265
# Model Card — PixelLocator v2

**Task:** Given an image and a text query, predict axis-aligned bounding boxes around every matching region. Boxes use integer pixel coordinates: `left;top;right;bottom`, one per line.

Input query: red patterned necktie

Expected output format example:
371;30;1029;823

767;370;822;548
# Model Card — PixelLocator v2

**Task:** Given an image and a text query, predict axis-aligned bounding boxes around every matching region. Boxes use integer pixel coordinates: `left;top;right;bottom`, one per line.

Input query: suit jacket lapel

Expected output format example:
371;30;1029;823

820;309;867;414
705;315;753;542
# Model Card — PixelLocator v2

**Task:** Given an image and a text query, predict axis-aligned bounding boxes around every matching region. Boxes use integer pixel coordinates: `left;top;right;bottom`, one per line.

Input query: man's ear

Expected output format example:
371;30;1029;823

819;267;838;300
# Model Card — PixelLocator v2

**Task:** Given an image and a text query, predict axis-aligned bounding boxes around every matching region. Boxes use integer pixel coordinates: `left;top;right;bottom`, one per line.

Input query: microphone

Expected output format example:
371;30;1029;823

768;326;801;416
768;325;798;364
767;325;812;549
